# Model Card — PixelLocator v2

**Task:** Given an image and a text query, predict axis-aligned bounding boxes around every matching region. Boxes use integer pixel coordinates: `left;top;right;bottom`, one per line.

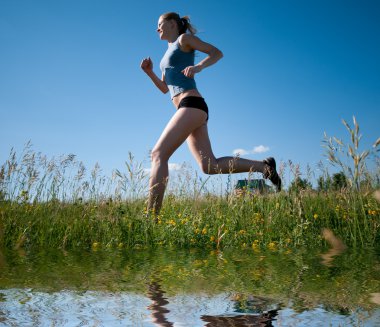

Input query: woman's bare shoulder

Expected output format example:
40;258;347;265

178;34;200;50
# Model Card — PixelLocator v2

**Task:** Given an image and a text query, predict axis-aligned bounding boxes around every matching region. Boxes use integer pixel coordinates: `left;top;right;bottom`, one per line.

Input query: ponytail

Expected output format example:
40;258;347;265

180;16;197;35
161;12;197;35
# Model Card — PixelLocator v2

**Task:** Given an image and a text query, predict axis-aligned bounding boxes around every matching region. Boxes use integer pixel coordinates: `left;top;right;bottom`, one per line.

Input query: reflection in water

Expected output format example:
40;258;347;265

146;279;279;327
370;293;380;305
0;291;6;325
320;228;347;266
201;294;279;327
0;249;5;270
147;280;174;327
0;247;379;326
201;309;277;327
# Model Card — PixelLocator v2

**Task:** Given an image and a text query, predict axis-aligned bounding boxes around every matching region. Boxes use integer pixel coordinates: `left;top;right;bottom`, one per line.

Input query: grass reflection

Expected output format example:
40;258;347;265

0;247;379;315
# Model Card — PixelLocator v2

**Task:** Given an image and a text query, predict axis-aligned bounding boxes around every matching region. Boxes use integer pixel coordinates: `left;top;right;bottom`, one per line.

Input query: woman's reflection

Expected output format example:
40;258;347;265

147;280;174;327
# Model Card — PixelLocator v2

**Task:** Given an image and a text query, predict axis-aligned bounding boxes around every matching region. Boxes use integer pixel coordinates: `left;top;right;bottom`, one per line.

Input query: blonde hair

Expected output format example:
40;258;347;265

160;12;197;35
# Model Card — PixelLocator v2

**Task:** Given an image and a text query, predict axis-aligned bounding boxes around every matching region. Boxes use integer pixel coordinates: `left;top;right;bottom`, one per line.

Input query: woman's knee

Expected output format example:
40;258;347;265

151;147;169;164
199;158;218;175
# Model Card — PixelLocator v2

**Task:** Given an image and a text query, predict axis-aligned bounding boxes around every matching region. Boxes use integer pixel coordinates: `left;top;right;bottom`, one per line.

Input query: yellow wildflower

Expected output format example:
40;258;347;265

313;214;318;219
210;236;215;242
268;242;276;251
252;270;262;281
202;228;207;235
252;240;260;252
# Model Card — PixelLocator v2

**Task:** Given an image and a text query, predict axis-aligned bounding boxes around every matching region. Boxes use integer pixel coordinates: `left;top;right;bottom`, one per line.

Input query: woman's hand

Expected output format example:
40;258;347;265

140;57;169;94
140;57;153;74
181;65;202;79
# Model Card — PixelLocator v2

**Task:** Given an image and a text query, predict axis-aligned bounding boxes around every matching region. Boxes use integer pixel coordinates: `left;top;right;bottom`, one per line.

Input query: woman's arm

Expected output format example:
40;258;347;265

179;34;223;78
140;57;169;94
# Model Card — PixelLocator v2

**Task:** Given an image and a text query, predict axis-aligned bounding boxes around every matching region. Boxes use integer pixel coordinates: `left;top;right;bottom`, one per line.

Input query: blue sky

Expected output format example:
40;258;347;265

1;0;379;188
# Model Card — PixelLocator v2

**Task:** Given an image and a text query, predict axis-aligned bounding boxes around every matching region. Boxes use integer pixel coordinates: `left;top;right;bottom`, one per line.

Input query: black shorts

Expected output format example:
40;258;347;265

177;96;209;121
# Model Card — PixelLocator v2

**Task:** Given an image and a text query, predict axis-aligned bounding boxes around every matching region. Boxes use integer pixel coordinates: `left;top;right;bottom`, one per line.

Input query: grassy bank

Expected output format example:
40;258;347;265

1;187;379;250
1;118;379;250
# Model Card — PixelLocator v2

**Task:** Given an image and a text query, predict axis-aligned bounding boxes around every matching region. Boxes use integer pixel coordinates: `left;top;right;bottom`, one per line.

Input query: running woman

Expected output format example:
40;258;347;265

140;12;281;214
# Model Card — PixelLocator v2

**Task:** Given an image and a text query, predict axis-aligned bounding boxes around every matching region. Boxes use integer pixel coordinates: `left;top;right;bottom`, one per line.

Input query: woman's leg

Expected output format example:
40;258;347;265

187;124;282;190
186;124;266;174
148;108;208;214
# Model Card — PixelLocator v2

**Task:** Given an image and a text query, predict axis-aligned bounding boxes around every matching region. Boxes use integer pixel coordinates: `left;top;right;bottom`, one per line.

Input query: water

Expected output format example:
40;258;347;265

0;246;379;326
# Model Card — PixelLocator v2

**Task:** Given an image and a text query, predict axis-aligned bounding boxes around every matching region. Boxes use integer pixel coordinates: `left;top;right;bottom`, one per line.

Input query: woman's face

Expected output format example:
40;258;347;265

157;17;175;40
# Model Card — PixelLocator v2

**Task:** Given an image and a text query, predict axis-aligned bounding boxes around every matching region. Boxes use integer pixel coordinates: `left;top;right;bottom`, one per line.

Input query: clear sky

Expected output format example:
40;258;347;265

1;0;379;188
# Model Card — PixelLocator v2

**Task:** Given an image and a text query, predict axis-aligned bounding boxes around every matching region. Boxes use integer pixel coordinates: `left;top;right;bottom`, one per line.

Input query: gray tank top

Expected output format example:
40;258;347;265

160;38;197;98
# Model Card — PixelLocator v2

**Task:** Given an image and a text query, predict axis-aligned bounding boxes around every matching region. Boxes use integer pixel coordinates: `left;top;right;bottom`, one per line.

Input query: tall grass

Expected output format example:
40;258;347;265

0;118;379;250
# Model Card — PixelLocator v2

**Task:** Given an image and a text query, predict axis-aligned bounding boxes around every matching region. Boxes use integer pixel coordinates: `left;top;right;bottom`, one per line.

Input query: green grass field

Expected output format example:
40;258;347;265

1;118;379;250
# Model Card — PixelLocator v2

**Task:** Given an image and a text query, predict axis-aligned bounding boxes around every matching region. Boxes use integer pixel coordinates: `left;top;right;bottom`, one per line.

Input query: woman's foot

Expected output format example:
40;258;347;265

263;157;282;192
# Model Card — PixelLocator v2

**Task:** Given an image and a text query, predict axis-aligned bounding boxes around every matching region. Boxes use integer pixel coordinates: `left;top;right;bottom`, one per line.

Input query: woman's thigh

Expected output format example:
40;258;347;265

152;107;208;160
